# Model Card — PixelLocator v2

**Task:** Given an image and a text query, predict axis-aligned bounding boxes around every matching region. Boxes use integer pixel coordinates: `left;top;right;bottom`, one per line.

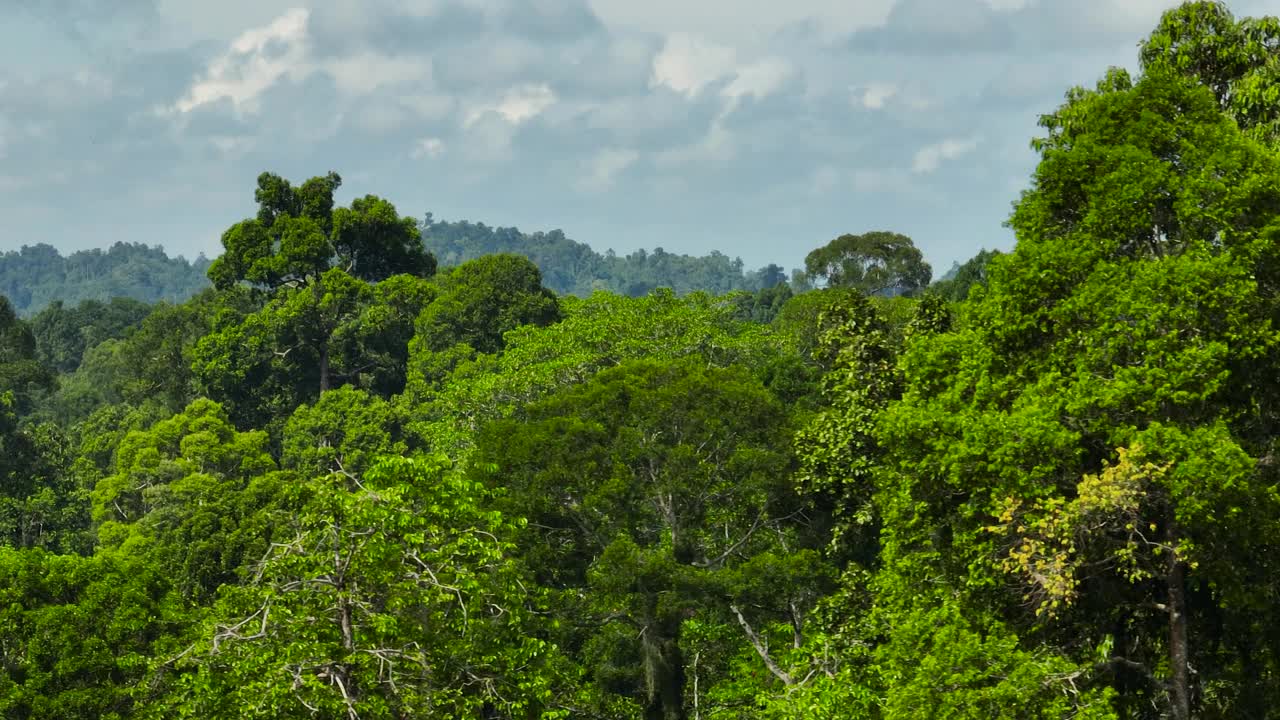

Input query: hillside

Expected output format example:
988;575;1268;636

420;214;790;297
1;223;793;316
0;242;212;316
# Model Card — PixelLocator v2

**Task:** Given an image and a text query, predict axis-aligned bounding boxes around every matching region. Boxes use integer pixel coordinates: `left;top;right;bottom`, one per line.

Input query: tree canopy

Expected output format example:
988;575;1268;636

3;4;1280;718
802;231;932;296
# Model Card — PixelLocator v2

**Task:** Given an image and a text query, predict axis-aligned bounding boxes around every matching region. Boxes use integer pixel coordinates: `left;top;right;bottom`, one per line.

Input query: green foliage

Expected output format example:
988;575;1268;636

802;231;932;296
928;249;1002;302
281;386;406;477
472;358;819;718
90;399;285;601
0;243;211;317
0;547;185;720
30;297;153;374
794;292;900;545
421;215;787;297
39;288;262;425
150;455;565;719
415;253;561;355
402;289;786;456
1139;1;1280;145
872;39;1280;719
193;270;431;429
209;172;435;292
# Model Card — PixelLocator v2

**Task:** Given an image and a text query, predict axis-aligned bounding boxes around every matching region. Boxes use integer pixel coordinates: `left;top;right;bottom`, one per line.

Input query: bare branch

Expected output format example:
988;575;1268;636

730;604;794;686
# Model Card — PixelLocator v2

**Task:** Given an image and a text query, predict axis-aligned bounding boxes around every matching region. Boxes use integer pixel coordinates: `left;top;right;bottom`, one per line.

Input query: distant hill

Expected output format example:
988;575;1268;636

0;243;212;316
420;215;789;298
0;221;793;316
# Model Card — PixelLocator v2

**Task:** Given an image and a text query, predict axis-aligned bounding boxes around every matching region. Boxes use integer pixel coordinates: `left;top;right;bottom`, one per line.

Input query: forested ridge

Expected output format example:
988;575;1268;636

0;215;793;319
2;3;1280;718
0;243;213;317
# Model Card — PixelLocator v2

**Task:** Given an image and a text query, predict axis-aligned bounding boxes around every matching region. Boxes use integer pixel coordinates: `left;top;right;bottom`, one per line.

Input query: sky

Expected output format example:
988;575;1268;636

0;0;1275;276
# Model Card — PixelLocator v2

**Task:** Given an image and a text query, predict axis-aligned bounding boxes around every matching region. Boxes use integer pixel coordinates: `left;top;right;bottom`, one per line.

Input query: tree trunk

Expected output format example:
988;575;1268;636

1167;521;1191;720
642;624;687;720
319;343;330;394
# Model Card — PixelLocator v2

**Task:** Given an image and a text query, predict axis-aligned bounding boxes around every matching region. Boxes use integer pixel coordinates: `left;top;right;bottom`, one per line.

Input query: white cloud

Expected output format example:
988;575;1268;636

172;7;437;120
650;33;737;97
653;123;734;170
589;0;894;44
854;82;898;110
410;136;445;159
578;147;639;192
175;7;310;114
912;137;980;174
723;57;792;102
463;84;557;127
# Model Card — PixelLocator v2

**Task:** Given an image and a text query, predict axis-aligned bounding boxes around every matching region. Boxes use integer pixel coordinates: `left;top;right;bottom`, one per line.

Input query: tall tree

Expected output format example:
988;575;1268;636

149;455;563;719
802;232;931;296
472;359;812;719
208;172;435;292
1139;1;1280;145
874;63;1280;719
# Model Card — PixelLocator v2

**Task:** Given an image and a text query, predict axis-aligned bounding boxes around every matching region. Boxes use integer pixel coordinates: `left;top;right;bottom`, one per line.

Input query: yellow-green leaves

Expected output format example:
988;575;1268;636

987;445;1170;617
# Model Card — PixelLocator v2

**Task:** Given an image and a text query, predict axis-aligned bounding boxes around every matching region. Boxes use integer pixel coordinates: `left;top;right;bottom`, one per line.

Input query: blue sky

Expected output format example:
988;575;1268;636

1;0;1274;276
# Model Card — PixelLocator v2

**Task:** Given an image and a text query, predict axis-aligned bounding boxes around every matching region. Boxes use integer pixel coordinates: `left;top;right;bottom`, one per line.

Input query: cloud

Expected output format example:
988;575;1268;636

463;84;557;127
410;137;445;159
912;137;981;174
2;0;1241;276
723;57;792;103
650;33;737;96
174;7;310;114
848;0;1015;55
854;82;898;110
577;147;639;192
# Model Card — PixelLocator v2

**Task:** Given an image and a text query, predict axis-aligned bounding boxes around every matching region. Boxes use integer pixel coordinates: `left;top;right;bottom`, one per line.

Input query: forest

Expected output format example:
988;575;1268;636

0;212;790;320
1;2;1279;718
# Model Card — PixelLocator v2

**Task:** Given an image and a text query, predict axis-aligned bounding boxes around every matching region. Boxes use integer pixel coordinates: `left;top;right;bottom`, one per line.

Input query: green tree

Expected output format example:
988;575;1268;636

208;172;435;292
401;289;784;457
90;398;285;601
0;295;56;415
928;249;1002;302
802;232;931;296
0;547;185;719
150;455;564;719
30;297;153;374
193;270;431;429
1139;1;1280;145
873;64;1280;719
415;253;561;355
472;359;815;719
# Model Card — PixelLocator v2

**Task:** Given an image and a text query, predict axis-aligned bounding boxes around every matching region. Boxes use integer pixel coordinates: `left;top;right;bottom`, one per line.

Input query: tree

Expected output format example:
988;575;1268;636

802;232;931;296
927;249;1002;302
472;359;816;719
30;297;153;374
281;386;405;477
0;295;55;415
0;547;184;719
208;172;435;292
150;455;564;719
1139;1;1280;145
873;63;1280;718
414;253;561;356
193;270;433;429
90;398;285;601
401;289;785;456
